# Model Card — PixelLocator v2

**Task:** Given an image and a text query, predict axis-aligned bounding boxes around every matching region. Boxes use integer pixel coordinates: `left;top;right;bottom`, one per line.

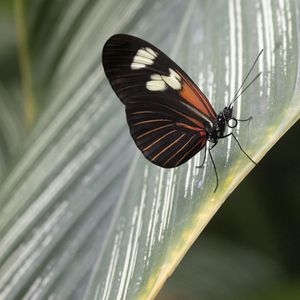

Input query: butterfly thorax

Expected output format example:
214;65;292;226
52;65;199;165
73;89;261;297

208;106;236;143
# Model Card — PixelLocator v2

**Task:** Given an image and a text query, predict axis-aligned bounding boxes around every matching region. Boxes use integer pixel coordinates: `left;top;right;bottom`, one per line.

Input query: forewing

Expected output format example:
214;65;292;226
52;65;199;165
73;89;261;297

102;34;217;121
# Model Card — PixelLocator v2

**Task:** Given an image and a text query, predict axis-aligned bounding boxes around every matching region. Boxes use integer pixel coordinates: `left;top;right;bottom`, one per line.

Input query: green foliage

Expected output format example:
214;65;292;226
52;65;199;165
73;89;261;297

0;0;299;299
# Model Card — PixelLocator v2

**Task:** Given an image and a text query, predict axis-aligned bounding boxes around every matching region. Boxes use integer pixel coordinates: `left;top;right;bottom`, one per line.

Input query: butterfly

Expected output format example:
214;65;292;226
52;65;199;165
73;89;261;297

102;34;262;191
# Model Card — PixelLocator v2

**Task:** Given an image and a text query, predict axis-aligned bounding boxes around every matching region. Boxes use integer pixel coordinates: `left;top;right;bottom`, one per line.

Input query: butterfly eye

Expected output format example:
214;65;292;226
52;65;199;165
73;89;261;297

227;118;238;128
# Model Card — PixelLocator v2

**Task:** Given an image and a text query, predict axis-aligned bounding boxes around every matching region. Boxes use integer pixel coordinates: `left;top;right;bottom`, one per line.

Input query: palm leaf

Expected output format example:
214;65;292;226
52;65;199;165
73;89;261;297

0;0;299;299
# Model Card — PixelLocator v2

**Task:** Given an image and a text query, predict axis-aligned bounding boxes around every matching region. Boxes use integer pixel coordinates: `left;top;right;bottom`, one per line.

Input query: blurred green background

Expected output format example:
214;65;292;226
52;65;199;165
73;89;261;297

0;1;299;299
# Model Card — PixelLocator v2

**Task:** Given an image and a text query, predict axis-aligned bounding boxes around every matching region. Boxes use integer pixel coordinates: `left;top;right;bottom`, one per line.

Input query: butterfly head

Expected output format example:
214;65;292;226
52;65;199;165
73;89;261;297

209;106;238;143
222;106;237;129
223;106;233;120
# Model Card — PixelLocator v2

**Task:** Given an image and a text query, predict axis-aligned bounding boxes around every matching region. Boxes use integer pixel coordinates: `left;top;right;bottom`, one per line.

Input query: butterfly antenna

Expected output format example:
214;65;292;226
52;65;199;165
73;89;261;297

229;72;262;105
229;49;263;108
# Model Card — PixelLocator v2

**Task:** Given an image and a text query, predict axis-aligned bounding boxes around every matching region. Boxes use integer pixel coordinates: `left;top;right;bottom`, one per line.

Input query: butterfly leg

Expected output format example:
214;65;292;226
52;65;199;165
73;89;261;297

208;142;219;193
236;116;252;122
222;133;257;165
196;145;207;168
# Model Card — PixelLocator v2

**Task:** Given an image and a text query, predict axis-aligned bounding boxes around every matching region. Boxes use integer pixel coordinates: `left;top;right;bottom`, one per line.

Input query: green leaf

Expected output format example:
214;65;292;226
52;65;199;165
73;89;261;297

0;0;299;299
0;6;24;180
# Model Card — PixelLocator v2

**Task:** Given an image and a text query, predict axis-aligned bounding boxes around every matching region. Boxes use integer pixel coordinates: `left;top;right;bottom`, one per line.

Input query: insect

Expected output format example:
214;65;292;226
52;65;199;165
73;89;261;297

102;34;262;191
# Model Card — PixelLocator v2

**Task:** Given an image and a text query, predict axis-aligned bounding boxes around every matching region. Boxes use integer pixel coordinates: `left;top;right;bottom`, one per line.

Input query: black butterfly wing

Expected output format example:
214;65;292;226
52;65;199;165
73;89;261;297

125;98;209;168
102;34;217;167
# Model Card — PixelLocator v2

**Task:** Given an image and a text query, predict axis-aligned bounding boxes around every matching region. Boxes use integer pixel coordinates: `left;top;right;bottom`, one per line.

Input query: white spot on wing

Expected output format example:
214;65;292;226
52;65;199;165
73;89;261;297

131;62;146;70
146;80;167;91
133;56;155;65
146;68;181;91
131;47;157;70
169;68;181;80
145;47;157;57
162;71;181;90
150;74;161;80
137;48;157;59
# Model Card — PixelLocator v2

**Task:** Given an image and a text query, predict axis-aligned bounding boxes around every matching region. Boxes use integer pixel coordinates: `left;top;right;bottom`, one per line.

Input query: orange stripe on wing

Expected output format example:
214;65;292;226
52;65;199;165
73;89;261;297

177;71;216;119
152;133;186;162
168;107;205;128
163;135;194;166
132;119;170;126
130;111;156;115
176;122;204;132
143;130;176;151
137;124;173;139
175;137;206;166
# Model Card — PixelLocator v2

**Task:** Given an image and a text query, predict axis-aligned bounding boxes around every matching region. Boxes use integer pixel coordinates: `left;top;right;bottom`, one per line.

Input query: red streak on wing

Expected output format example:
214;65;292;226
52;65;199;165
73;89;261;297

178;71;217;120
168;107;205;128
176;122;207;133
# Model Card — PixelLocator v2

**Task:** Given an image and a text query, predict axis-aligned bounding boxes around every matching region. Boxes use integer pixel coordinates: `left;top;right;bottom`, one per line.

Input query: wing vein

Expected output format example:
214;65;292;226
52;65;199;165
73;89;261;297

175;138;204;166
163;135;195;166
132;119;170;126
136;124;173;139
143;130;177;151
152;133;186;161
